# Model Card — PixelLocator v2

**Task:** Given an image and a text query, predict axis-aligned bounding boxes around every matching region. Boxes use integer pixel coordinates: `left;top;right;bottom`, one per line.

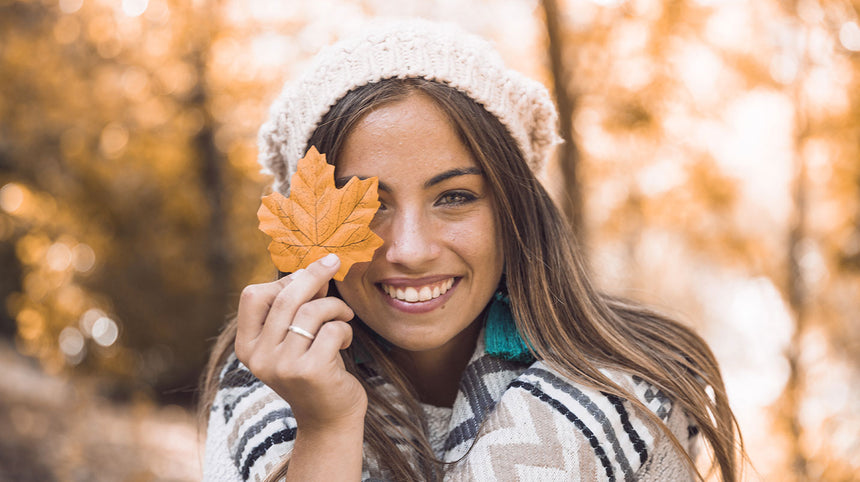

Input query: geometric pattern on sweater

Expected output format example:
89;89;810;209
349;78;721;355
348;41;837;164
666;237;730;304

441;341;532;459
443;368;695;481
500;365;666;481
631;375;672;422
206;353;295;482
203;340;696;481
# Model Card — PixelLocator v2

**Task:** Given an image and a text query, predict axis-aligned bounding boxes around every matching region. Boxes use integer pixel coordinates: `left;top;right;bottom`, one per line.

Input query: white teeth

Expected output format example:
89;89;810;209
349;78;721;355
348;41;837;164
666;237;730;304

382;278;455;303
404;287;419;302
419;286;432;301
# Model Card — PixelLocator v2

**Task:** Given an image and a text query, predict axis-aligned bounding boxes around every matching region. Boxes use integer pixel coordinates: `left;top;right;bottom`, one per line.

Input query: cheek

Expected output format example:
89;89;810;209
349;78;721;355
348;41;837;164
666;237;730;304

335;261;371;302
443;217;503;273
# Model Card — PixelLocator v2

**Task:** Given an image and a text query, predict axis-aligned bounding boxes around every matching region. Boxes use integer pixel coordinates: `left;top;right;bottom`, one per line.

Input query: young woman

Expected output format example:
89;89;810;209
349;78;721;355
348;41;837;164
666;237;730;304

200;19;742;481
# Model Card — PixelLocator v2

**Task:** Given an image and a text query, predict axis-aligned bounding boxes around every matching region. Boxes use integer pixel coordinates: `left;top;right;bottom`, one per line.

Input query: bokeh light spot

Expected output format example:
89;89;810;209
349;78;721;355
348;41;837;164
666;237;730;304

59;0;84;14
72;243;96;272
839;21;860;52
0;183;25;213
145;0;170;24
92;316;119;347
121;66;151;102
59;326;86;364
46;242;73;271
17;308;45;341
79;308;106;337
100;123;129;158
122;0;149;17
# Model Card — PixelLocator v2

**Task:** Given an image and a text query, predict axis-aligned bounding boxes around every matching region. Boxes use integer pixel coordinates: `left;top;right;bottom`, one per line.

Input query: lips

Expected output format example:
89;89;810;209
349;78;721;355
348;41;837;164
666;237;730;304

380;278;455;303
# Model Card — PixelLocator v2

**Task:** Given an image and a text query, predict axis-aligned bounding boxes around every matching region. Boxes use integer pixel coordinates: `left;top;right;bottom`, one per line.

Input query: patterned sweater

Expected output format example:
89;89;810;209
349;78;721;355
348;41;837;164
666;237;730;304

203;337;699;481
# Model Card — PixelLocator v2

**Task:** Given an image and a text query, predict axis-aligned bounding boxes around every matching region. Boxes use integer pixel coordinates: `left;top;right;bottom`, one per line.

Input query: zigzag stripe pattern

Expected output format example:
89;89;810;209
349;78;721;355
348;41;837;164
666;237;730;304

232;408;291;470
445;385;583;481
441;347;531;459
513;365;668;480
522;367;638;479
204;341;695;481
605;393;648;465
511;379;618;480
632;375;672;421
209;354;297;481
240;428;295;480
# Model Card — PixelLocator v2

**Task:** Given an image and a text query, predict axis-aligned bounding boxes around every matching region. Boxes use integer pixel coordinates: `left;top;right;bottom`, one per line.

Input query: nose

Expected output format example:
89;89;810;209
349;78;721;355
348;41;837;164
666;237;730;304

383;209;441;269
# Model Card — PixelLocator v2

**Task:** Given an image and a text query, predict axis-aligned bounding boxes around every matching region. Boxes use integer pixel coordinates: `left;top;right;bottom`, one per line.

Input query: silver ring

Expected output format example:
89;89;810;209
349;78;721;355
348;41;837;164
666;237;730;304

287;325;316;341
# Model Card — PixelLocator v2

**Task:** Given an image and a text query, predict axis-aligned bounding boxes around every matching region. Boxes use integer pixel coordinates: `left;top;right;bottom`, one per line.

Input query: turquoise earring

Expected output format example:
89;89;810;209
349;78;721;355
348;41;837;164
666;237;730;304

484;290;534;363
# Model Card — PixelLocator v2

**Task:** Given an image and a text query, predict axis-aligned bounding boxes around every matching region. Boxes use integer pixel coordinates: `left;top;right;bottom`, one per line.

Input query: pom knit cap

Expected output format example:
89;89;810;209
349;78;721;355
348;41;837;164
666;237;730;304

257;18;563;195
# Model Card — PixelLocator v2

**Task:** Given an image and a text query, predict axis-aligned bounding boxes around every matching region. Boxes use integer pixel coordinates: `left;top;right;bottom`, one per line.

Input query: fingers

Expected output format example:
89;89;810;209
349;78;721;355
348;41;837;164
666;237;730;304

310;320;354;354
235;253;347;366
280;297;354;353
235;275;293;359
288;321;354;382
259;254;342;343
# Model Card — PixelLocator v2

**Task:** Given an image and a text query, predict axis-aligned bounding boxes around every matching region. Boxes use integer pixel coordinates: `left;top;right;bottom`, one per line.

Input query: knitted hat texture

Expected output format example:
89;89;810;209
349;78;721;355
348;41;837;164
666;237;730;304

258;18;562;195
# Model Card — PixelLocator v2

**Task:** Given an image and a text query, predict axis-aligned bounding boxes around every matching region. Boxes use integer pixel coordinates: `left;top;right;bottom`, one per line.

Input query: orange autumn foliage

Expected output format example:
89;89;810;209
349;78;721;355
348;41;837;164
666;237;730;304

257;146;384;281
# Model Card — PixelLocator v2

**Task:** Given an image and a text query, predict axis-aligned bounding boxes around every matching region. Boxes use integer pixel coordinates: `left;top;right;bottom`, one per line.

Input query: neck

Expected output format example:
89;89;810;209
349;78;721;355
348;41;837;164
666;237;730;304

391;320;481;407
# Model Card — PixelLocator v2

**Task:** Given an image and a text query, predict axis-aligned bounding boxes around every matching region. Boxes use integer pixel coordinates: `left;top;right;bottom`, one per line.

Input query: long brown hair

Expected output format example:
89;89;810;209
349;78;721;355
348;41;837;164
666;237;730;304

200;78;742;481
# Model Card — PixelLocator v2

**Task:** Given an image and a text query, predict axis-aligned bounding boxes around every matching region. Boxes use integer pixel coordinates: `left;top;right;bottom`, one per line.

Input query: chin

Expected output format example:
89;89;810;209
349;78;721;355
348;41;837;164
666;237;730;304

364;316;482;357
371;326;445;353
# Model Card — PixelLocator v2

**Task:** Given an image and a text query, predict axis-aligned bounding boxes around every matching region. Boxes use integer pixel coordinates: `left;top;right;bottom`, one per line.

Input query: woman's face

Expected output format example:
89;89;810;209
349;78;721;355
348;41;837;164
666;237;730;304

334;91;504;357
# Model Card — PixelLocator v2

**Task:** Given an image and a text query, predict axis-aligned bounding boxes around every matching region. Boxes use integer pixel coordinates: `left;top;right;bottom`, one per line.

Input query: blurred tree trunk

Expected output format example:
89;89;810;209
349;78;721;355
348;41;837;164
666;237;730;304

189;2;233;327
784;123;809;480
191;64;232;316
781;6;810;478
540;0;585;246
839;157;860;270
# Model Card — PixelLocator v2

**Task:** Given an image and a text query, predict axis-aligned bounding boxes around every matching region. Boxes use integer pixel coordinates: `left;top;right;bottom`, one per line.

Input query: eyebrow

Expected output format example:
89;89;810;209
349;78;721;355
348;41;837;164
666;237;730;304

425;167;483;188
335;167;483;192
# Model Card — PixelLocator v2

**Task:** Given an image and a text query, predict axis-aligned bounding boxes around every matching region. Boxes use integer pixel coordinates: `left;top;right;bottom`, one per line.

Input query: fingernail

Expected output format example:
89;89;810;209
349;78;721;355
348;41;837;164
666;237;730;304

320;253;339;267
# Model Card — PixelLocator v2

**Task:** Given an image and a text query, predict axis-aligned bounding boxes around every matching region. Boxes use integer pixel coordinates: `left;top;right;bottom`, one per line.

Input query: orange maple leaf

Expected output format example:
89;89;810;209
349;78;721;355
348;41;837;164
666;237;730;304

257;146;384;281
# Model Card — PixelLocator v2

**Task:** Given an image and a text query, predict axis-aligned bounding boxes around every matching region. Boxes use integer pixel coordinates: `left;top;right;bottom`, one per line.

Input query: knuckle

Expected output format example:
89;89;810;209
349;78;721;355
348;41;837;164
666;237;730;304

287;269;306;281
318;321;343;337
321;320;352;340
293;302;318;320
239;284;262;304
270;289;298;312
341;304;355;321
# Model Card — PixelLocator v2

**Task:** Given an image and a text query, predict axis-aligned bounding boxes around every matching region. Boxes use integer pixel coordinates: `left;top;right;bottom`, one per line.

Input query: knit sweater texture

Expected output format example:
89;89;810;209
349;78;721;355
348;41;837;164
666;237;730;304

203;336;698;481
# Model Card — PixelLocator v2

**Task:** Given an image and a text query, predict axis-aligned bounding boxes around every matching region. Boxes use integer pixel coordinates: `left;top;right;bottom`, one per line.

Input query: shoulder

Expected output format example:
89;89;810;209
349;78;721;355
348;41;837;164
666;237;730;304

204;353;296;481
446;361;697;481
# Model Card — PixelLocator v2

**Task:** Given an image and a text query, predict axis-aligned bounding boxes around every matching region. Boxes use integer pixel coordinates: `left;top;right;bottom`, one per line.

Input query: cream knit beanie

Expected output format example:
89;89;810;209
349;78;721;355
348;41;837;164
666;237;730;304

258;18;562;195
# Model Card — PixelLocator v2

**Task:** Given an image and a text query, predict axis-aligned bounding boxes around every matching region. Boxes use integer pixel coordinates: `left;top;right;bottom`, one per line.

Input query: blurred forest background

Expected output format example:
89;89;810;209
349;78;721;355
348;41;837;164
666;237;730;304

1;0;859;480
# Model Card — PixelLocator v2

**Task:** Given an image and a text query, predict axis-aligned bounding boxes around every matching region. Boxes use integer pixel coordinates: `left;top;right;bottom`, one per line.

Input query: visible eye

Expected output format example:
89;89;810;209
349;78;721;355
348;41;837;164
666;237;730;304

436;191;477;206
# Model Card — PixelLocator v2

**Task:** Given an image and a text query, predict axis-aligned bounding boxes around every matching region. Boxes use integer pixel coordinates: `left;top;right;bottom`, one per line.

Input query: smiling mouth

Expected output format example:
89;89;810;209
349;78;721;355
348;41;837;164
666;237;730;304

380;278;456;303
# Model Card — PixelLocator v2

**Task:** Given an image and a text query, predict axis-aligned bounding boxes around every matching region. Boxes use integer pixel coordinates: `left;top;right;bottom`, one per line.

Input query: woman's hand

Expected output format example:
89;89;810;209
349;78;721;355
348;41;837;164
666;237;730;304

234;253;367;431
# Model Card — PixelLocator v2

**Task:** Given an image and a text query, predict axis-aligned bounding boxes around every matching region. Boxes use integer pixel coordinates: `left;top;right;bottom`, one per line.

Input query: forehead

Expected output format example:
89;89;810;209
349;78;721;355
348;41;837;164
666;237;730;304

334;92;479;183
